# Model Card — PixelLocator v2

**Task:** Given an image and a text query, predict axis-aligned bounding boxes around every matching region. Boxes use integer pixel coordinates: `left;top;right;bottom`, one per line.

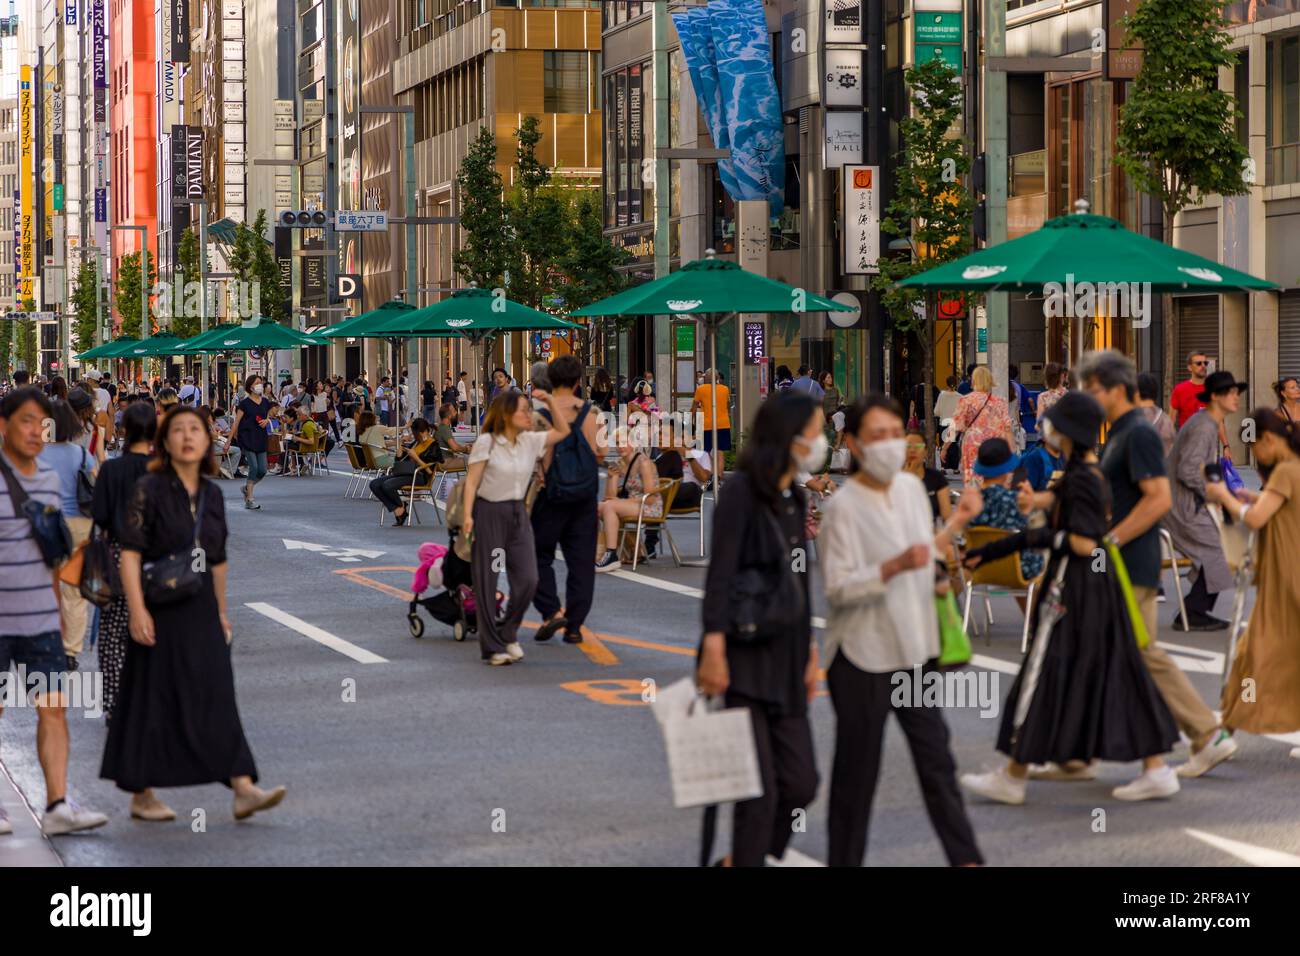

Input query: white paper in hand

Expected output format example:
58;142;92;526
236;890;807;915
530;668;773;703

651;676;697;727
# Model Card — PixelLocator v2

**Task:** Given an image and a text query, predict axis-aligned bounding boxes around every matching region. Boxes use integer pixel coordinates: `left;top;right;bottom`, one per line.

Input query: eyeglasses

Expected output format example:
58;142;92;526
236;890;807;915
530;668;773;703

1192;361;1209;367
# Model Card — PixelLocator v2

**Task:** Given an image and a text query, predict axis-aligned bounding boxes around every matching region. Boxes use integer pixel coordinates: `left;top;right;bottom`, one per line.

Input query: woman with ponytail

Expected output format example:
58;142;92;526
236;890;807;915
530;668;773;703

1204;407;1300;738
957;392;1180;806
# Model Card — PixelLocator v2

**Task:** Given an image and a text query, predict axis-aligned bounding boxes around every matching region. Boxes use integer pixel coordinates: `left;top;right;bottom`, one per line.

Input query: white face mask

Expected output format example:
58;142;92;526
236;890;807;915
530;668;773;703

1041;418;1061;452
792;431;829;473
252;383;264;395
857;437;907;482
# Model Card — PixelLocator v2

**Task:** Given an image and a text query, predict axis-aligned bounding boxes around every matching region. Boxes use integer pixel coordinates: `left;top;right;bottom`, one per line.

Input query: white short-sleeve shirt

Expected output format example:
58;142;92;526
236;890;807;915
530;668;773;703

469;430;548;501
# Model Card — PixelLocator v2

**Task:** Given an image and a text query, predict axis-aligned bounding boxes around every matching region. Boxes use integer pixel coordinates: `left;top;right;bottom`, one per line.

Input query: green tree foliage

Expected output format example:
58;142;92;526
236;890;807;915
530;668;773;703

70;259;105;355
454;120;630;367
115;251;156;339
15;296;37;372
871;57;973;441
454;127;509;289
1114;0;1249;232
247;210;287;323
169;226;202;339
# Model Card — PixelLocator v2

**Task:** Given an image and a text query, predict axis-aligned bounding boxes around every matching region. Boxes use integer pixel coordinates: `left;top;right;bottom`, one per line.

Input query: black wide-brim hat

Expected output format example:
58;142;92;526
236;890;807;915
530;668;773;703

1198;370;1248;403
1043;391;1104;449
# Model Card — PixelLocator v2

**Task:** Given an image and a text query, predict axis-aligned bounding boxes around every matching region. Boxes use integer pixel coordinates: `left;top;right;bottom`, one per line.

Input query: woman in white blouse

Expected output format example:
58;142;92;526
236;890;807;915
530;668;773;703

818;393;985;867
461;388;570;666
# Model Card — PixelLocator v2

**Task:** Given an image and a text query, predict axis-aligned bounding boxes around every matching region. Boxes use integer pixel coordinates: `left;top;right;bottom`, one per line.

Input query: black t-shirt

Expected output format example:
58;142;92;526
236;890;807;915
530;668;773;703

922;466;948;520
236;396;272;452
1099;408;1166;588
655;450;684;480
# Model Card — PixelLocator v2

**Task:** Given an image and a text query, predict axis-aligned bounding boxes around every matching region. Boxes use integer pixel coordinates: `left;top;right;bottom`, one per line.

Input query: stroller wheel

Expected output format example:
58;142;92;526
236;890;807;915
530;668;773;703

408;613;425;639
453;620;467;642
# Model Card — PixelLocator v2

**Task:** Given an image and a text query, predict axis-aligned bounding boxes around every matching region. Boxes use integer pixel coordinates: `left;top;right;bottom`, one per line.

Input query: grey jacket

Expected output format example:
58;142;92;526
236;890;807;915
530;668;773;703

1164;410;1233;594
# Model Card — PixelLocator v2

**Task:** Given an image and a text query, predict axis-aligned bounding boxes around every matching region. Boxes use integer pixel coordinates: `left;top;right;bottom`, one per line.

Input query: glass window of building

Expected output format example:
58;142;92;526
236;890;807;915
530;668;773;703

1267;35;1300;183
544;51;588;113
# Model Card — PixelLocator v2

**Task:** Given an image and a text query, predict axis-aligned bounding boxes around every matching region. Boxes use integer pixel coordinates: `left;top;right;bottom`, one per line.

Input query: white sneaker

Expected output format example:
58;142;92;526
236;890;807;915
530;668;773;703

484;653;512;666
505;642;524;662
41;799;109;836
0;807;12;835
960;767;1026;805
1028;761;1098;781
1113;765;1180;801
595;550;621;573
1176;730;1239;779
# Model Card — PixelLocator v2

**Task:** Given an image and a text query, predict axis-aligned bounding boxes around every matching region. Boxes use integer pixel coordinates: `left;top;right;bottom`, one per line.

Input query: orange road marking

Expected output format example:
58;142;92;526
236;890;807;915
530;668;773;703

333;566;624;664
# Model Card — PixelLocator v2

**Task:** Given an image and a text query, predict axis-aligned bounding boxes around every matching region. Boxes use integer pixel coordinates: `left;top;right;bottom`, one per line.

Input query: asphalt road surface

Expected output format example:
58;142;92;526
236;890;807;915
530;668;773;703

3;458;1297;867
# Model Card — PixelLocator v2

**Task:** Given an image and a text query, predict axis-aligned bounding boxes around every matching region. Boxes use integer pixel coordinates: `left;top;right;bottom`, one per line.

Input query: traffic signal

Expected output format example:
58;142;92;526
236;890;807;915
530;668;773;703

279;210;329;228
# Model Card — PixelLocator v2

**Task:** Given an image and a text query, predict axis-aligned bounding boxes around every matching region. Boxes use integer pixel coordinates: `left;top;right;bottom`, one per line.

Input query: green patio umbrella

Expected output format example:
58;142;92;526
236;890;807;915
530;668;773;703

173;323;244;354
319;300;418;340
897;210;1278;293
571;251;854;561
76;336;138;360
369;286;579;426
185;317;323;352
115;331;189;359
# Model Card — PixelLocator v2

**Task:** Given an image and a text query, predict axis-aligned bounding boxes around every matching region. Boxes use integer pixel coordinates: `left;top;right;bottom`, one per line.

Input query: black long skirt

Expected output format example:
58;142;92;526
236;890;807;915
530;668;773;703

100;575;257;793
995;550;1179;765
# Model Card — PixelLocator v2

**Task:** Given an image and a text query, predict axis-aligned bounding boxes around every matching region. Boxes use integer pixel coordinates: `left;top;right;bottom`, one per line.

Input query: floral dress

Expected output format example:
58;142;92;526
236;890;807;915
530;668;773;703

1036;386;1067;428
622;452;663;518
951;391;1016;485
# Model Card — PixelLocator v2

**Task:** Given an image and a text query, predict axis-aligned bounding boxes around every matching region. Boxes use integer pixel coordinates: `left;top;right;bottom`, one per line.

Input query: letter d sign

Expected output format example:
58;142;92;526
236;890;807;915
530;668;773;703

338;274;361;300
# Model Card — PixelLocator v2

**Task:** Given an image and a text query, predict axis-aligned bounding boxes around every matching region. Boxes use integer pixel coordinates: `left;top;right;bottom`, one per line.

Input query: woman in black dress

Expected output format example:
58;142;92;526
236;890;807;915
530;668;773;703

958;392;1180;805
102;405;285;823
588;368;615;413
90;402;156;722
697;391;825;866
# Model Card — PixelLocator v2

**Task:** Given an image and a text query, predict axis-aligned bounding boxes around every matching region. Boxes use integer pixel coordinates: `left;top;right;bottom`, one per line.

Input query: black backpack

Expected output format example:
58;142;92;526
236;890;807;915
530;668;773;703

542;402;598;504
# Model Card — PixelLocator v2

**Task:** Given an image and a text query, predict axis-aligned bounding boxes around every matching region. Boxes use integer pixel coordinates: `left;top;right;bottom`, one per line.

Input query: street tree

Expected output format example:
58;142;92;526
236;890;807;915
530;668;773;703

559;190;631;366
172;226;202;339
1114;0;1249;394
14;296;37;373
1115;0;1249;238
115;250;156;339
871;56;973;445
454;127;509;290
70;259;104;355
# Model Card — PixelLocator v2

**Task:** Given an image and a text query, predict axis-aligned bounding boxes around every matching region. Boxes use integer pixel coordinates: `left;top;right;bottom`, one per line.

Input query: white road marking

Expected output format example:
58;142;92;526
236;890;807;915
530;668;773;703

245;602;388;664
1184;828;1300;866
766;848;825;867
283;538;386;562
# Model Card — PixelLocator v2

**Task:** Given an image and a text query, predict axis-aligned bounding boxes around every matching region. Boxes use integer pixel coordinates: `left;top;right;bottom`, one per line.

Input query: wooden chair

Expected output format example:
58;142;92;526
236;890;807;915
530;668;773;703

960;525;1044;653
428;456;468;525
617;478;682;570
666;484;706;558
1159;527;1193;624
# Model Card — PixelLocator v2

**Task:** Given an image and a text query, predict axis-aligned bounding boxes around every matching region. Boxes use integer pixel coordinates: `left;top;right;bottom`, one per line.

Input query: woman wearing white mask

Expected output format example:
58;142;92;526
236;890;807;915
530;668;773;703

229;374;273;510
696;391;824;866
818;394;987;866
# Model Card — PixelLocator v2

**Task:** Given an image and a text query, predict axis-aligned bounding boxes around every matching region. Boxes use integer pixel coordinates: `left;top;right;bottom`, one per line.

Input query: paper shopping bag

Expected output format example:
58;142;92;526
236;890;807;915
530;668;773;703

661;699;764;809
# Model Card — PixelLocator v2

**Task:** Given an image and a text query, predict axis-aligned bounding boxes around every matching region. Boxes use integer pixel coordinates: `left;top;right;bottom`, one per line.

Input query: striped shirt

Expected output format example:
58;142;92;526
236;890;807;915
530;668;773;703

0;450;62;636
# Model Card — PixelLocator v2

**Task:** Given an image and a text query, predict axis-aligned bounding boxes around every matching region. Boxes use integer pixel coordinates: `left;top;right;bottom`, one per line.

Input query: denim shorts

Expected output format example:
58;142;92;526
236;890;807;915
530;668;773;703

244;450;269;483
0;630;67;683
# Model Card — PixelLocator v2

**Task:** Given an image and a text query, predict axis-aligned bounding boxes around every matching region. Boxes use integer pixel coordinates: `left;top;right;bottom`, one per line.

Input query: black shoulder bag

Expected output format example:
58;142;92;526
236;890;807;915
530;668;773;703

0;453;73;568
726;507;806;644
76;445;96;517
141;484;207;606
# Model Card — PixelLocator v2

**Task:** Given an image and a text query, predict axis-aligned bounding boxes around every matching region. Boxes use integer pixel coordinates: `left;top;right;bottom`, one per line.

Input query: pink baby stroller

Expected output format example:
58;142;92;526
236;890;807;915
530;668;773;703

407;539;479;641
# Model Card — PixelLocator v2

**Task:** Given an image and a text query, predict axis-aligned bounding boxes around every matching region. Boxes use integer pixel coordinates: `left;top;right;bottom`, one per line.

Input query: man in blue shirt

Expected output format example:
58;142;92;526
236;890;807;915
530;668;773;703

790;365;825;400
955;363;976;396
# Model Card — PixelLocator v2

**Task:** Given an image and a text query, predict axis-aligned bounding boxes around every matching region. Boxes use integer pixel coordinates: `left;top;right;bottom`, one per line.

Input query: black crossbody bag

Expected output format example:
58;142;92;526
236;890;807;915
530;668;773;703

0;452;73;568
726;508;806;644
141;485;207;606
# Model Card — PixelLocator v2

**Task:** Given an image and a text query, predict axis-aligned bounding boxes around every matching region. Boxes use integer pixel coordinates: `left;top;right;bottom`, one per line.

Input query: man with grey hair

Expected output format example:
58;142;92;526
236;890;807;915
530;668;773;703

1080;349;1237;781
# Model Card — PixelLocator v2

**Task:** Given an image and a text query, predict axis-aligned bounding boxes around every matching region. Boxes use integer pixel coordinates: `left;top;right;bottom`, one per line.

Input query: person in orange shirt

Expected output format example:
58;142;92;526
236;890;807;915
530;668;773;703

691;368;732;483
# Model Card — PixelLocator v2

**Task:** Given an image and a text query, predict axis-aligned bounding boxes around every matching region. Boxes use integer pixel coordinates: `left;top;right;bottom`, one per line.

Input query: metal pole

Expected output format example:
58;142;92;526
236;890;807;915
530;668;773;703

200;203;209;402
986;0;1009;392
140;226;149;341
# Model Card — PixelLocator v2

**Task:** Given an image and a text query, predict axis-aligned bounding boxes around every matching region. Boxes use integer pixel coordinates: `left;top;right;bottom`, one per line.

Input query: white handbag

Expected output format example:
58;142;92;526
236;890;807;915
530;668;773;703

657;679;764;809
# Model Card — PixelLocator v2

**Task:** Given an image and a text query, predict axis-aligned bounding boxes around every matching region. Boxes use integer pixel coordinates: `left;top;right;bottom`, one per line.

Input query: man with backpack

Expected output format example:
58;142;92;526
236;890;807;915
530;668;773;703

531;355;605;645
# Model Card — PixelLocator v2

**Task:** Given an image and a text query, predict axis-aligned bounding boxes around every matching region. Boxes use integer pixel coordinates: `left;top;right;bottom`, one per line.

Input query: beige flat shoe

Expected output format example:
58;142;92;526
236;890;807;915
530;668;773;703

233;785;287;821
129;795;177;822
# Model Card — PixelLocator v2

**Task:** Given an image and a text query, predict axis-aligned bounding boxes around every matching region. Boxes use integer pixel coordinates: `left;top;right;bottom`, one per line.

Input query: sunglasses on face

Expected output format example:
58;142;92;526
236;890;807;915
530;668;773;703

1192;361;1209;367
